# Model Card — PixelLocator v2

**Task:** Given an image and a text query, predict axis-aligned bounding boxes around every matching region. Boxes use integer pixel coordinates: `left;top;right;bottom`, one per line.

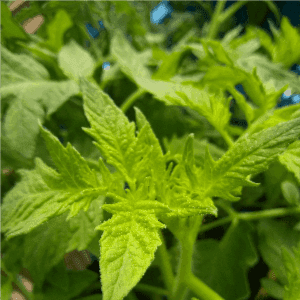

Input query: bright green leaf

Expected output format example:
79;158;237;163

80;78;136;183
96;212;165;300
1;124;106;239
199;118;300;201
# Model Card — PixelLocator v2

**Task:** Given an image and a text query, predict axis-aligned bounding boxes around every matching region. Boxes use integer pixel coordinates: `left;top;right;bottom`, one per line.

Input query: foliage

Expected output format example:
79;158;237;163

1;1;300;300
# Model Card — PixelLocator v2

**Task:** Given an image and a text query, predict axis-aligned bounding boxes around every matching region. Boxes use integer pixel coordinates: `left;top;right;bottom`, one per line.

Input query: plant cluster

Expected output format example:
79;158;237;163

1;1;300;300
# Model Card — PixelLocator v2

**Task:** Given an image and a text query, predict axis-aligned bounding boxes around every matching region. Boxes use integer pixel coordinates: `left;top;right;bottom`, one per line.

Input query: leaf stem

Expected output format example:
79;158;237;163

171;238;193;300
171;216;220;300
200;207;300;233
185;273;225;300
135;283;169;296
121;88;147;113
219;1;248;26
206;0;227;39
220;129;234;148
157;230;175;293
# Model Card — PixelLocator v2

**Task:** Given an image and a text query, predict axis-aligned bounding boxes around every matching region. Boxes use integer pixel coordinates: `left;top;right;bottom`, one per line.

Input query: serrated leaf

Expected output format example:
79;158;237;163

112;31;232;134
2;126;106;238
80;78;136;183
40;124;100;190
271;17;300;68
199;118;300;201
97;212;165;300
132;107;165;183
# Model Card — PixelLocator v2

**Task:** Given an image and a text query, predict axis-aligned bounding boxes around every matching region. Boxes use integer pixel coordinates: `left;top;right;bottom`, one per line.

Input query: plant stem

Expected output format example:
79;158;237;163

185;273;225;300
121;88;147;113
206;0;227;39
219;1;248;26
157;230;174;293
171;239;193;300
171;216;203;300
135;283;169;296
220;129;234;148
200;207;300;233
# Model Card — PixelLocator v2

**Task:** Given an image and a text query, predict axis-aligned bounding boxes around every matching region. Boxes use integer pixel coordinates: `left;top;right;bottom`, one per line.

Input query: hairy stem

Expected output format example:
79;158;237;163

157;230;175;293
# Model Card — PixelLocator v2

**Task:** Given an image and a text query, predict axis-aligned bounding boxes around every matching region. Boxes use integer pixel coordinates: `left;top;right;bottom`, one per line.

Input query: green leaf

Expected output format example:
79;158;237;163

132;107;165;184
58;40;95;83
44;9;73;52
22;213;73;289
80;78;136;183
193;221;258;300
199;118;300;201
35;262;98;300
1;47;79;158
39;124;106;218
158;136;218;220
40;124;99;189
163;134;225;168
66;196;105;252
152;50;187;81
247;104;300;135
111;30;152;83
112;31;232;136
96;212;165;300
279;140;300;184
1;2;29;43
271;17;300;68
260;278;284;299
281;180;300;206
201;39;234;66
282;243;300;300
2;125;106;239
257;219;300;285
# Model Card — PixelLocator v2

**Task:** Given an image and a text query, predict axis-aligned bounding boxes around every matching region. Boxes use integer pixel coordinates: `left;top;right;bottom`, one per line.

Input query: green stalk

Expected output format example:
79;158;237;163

157;230;175;293
206;0;227;40
206;0;248;40
200;207;300;233
220;129;234;148
135;283;169;297
121;88;147;113
185;273;225;300
171;237;194;300
171;216;218;300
